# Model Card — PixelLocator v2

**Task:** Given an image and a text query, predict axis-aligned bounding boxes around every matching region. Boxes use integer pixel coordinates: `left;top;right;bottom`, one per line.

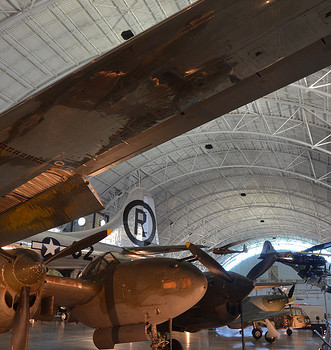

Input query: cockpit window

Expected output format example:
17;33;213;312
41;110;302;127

80;252;119;279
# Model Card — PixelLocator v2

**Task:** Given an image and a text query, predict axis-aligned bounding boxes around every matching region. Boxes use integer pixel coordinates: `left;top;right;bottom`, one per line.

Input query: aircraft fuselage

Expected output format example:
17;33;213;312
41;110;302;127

70;257;207;328
276;252;326;268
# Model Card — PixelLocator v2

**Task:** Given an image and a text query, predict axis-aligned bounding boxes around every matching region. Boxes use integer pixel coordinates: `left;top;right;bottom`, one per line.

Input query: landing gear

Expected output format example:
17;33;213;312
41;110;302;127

286;328;293;336
252;328;263;339
147;325;184;350
265;331;276;343
164;339;184;350
148;325;167;350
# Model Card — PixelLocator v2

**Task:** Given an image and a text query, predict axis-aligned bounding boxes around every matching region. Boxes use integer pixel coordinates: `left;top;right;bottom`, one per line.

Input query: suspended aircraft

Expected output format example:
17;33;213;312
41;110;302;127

212;239;248;255
260;241;331;293
0;0;330;249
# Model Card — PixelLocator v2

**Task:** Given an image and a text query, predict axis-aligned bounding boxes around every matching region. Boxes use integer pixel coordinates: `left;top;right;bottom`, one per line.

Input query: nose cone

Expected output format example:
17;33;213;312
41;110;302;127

161;260;207;319
230;273;254;300
114;258;207;325
3;249;46;293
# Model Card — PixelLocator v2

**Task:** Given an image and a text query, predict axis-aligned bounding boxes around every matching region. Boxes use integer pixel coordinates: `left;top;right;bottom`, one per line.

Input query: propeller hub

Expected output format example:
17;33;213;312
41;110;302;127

2;249;46;294
227;272;254;301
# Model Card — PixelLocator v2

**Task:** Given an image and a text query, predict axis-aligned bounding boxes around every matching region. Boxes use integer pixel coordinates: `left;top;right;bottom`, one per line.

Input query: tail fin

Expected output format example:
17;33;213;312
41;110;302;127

259;240;277;259
72;187;158;247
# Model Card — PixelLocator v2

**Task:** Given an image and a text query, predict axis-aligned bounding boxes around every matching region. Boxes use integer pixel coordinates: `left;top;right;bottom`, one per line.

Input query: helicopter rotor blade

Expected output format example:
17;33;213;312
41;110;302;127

10;286;30;350
246;254;277;281
186;242;233;282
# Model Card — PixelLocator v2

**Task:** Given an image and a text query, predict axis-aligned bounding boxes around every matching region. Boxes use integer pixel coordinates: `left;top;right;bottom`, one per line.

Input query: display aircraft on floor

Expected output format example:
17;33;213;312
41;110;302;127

157;242;284;347
0;0;330;248
229;286;296;343
260;241;331;293
0;196;208;350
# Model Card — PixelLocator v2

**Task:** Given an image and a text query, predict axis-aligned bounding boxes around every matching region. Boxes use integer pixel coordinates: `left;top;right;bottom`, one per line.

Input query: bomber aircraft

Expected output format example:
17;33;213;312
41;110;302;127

260;241;331;293
0;0;330;250
11;187;205;270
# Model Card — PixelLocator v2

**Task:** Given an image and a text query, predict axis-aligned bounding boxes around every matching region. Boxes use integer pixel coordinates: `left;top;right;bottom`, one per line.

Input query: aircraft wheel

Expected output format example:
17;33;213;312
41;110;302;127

286;328;292;336
252;328;263;339
265;332;276;343
165;339;184;350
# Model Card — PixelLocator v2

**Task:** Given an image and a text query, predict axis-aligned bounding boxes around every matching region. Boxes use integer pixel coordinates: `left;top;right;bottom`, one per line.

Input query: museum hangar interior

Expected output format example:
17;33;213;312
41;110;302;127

0;0;330;349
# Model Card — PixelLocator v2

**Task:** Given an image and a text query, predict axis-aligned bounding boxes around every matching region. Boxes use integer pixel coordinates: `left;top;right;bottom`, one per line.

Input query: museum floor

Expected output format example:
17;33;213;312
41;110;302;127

0;321;325;349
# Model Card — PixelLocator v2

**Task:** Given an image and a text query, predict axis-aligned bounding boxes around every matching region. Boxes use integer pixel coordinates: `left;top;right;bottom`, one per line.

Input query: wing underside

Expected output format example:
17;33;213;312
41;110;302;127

1;0;330;244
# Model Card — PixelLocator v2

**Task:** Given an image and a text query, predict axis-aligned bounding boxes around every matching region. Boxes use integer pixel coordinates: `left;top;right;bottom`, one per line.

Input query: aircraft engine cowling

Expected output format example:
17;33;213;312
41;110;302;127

93;323;148;349
0;249;46;333
0;249;46;294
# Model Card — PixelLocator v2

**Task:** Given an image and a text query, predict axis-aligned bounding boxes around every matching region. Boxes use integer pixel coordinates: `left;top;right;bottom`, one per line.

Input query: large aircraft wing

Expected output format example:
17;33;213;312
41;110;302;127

1;0;330;245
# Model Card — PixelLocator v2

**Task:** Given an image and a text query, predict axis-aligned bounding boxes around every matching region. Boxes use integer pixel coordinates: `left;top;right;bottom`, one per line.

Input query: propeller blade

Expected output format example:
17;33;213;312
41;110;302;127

246;254;277;280
288;285;295;299
44;229;111;264
186;242;233;282
11;286;30;350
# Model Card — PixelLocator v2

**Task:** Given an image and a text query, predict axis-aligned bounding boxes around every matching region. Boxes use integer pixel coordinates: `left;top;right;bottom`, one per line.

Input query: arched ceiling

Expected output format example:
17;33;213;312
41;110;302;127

0;0;329;251
90;67;331;250
0;0;198;113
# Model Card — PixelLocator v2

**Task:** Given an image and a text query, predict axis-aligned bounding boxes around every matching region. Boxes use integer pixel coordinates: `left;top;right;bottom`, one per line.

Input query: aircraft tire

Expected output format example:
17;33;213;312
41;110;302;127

164;339;184;350
252;328;263;339
265;332;276;343
286;328;292;336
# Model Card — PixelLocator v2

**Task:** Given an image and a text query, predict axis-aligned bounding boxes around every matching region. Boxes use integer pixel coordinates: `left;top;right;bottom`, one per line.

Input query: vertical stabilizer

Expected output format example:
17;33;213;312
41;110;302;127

70;187;158;247
259;241;277;258
102;187;158;247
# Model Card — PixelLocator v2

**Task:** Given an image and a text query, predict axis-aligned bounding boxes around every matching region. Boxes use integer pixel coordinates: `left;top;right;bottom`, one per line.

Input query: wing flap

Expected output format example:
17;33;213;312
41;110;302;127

0;170;104;246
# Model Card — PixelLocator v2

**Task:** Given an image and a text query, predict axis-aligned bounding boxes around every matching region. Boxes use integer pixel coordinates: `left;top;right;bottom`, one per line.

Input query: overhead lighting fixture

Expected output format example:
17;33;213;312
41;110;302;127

121;30;134;40
78;217;86;226
100;219;106;226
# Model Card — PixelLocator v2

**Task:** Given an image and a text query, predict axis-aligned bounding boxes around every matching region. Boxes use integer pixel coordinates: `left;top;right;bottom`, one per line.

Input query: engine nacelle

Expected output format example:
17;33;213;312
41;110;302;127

0;248;46;294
